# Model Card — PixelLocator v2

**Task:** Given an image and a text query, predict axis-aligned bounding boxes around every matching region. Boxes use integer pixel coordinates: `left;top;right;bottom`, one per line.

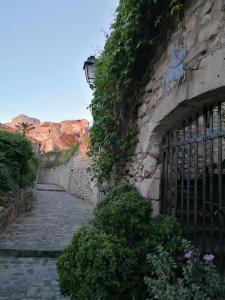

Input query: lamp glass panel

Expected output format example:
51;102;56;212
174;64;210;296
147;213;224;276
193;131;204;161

87;64;95;82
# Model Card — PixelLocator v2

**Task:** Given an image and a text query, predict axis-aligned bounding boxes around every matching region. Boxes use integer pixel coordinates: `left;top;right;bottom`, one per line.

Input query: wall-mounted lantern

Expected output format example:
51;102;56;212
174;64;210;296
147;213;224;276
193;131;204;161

83;56;96;89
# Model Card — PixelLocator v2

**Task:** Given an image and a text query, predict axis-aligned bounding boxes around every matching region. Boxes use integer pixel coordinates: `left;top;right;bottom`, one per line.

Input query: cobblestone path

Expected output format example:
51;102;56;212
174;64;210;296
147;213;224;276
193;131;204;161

0;184;94;299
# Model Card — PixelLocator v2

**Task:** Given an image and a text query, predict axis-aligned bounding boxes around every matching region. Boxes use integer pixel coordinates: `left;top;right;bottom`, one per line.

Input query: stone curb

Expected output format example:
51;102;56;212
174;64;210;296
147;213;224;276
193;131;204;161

36;188;65;192
0;248;62;258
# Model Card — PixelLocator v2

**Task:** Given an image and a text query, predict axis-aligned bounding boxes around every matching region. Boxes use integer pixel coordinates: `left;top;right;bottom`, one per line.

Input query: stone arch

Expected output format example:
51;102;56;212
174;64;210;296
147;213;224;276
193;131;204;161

125;0;225;215
134;84;225;216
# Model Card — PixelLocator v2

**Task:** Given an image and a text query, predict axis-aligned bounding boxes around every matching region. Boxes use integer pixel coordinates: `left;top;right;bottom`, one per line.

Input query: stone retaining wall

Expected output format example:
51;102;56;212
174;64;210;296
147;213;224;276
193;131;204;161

0;188;35;233
38;155;98;204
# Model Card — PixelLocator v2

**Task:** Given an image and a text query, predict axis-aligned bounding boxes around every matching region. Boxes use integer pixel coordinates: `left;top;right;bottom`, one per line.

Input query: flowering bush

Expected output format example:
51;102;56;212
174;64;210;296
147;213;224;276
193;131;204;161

145;244;225;300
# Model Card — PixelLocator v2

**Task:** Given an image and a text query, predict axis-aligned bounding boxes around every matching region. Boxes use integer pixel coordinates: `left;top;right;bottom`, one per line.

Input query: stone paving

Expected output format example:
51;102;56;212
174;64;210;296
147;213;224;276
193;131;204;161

0;257;66;300
0;184;94;252
0;184;94;299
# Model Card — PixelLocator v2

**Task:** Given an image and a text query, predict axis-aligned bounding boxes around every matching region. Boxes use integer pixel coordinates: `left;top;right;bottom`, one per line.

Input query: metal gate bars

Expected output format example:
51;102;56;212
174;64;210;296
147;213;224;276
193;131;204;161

161;102;225;272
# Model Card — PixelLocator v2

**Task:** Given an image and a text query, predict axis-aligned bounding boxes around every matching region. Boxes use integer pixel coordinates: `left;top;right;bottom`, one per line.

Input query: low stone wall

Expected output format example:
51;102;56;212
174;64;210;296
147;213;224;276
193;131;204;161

0;188;35;234
38;155;99;204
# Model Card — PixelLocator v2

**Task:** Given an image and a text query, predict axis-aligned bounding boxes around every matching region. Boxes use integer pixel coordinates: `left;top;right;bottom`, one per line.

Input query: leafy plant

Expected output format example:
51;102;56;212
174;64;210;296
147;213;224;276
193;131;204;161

0;131;37;194
89;0;185;183
0;152;15;194
57;183;188;300
92;182;152;243
145;246;225;300
70;143;79;155
40;143;78;169
57;226;138;300
15;122;35;137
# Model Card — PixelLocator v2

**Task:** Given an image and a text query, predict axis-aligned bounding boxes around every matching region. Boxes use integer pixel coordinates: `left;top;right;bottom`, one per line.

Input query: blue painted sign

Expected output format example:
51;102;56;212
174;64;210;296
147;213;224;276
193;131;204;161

164;43;187;91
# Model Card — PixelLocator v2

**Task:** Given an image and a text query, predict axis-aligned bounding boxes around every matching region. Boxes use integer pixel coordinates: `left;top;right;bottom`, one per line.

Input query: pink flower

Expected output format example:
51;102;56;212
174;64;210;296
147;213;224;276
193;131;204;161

203;254;215;262
184;251;193;259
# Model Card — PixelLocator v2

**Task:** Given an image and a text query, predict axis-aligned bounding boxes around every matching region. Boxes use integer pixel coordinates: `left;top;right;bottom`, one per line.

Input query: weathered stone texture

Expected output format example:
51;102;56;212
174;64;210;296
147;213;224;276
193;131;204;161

0;257;66;300
0;188;35;234
124;0;225;210
0;185;93;299
0;184;93;253
38;155;98;204
6;114;89;154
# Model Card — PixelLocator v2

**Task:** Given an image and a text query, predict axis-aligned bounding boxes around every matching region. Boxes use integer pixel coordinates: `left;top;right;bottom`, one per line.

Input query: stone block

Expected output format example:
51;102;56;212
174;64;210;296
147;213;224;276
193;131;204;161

152;200;160;217
138;103;147;119
198;20;220;43
201;0;214;17
188;48;225;100
139;122;153;153
138;176;160;201
134;143;141;154
142;155;157;177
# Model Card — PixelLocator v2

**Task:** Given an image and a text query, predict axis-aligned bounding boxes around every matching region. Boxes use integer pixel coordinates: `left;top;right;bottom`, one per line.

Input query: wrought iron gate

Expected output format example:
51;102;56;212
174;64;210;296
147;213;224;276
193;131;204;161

161;102;225;272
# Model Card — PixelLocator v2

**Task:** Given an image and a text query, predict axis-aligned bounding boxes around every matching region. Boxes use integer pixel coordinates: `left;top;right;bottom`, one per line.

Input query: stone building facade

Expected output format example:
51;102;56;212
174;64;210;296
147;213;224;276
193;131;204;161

124;0;225;215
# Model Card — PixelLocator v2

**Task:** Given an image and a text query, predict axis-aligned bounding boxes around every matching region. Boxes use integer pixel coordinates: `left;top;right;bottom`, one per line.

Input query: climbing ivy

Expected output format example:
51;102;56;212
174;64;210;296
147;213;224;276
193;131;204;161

89;0;185;184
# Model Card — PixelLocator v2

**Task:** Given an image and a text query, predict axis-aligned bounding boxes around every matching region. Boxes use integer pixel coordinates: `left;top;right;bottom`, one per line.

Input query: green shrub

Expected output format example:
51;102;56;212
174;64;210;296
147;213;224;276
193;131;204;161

57;226;143;300
57;183;225;300
0;131;37;194
0;153;16;194
57;183;185;299
92;182;152;243
18;158;38;187
89;0;185;184
145;246;225;300
71;143;78;155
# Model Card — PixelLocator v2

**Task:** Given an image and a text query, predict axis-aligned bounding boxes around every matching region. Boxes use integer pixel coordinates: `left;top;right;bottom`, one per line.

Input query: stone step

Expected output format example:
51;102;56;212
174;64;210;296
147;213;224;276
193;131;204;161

0;248;61;258
36;188;65;192
36;184;65;192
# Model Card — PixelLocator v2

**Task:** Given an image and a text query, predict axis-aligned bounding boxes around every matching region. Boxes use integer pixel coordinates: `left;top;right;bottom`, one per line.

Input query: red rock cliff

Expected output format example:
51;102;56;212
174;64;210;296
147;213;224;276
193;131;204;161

6;115;89;154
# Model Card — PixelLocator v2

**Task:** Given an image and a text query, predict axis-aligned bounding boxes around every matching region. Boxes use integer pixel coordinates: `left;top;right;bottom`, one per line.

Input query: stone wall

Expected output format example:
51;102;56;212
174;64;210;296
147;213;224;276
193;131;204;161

124;0;225;215
0;188;35;233
38;155;98;204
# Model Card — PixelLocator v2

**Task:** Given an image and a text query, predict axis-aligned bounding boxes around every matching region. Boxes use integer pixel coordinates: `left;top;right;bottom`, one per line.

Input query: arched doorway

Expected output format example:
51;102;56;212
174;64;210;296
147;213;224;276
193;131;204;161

161;102;225;271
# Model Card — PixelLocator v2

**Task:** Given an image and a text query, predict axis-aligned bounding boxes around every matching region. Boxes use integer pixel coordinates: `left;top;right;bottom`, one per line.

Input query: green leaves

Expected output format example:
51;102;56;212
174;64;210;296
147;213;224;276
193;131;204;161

170;0;183;16
57;183;154;299
89;0;185;184
145;245;225;300
0;131;37;194
58;183;211;300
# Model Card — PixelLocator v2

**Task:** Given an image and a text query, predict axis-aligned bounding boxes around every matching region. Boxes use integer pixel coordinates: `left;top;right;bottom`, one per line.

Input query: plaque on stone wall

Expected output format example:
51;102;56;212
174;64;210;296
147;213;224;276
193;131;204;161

163;43;187;91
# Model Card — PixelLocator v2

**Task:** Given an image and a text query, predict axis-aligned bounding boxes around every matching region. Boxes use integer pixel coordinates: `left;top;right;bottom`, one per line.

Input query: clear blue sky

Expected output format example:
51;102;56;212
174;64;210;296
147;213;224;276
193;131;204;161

0;0;119;124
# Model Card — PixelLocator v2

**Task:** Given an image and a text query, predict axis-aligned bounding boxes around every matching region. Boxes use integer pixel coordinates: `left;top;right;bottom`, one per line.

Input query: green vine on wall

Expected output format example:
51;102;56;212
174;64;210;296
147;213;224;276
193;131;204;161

89;0;185;184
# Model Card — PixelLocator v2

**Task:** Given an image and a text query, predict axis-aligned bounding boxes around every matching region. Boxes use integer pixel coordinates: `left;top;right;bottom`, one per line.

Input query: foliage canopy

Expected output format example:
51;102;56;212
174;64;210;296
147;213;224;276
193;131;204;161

0;131;37;194
57;182;225;299
89;0;185;183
